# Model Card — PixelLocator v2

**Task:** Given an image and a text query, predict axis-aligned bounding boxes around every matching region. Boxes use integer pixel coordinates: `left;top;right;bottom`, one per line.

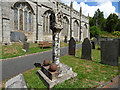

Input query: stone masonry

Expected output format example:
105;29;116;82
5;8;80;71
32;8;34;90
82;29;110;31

0;0;89;43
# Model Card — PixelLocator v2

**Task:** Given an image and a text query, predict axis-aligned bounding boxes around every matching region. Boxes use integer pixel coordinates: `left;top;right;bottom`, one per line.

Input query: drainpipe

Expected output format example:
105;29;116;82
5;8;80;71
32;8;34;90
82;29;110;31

70;1;73;39
36;1;38;41
79;7;82;42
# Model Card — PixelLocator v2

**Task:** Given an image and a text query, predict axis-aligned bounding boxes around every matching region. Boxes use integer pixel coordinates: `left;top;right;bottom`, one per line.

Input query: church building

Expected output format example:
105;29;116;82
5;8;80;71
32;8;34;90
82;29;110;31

0;0;90;43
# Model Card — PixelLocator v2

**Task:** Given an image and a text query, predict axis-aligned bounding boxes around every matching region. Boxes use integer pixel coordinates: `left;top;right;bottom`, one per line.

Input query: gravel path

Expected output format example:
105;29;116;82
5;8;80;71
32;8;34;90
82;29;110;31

2;43;82;81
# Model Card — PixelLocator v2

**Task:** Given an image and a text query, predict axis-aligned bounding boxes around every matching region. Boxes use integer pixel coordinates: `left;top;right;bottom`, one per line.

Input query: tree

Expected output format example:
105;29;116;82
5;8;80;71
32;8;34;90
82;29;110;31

106;13;118;32
90;25;101;37
116;19;120;31
90;9;106;30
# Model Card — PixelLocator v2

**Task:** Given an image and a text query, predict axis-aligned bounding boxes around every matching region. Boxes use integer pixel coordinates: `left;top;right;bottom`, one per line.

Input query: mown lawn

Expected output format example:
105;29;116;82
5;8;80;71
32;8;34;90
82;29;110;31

22;47;119;88
2;42;81;59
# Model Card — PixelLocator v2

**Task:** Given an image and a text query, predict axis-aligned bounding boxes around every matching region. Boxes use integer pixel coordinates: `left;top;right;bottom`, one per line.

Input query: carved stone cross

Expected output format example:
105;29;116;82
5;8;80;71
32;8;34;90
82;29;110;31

50;7;63;65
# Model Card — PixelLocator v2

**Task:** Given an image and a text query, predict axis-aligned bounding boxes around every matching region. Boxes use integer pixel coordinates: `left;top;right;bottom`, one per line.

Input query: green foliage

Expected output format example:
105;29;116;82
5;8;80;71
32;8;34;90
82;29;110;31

90;26;101;37
112;31;120;36
90;9;106;31
106;13;118;32
116;19;120;31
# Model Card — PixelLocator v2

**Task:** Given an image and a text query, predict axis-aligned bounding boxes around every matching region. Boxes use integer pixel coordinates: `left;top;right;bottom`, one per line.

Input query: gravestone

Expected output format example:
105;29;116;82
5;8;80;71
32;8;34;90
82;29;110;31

10;32;25;42
22;36;29;53
81;38;92;60
92;37;97;45
68;37;76;56
117;38;120;56
5;73;27;89
64;35;67;43
101;40;119;66
91;41;95;49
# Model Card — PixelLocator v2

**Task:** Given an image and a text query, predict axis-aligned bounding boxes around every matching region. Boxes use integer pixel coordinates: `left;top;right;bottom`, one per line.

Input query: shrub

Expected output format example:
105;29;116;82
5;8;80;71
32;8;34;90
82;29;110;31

112;31;120;36
90;26;101;37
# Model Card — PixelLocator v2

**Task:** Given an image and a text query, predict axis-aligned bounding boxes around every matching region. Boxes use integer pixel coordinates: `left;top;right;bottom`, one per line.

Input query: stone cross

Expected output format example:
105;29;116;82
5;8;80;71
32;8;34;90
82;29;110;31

50;5;63;65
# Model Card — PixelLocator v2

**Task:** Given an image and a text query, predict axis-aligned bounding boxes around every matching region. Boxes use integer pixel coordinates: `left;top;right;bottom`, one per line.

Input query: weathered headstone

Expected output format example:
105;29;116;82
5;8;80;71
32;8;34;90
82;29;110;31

101;40;119;66
91;41;95;49
5;73;27;89
64;35;67;43
22;36;29;53
81;38;92;60
68;37;76;56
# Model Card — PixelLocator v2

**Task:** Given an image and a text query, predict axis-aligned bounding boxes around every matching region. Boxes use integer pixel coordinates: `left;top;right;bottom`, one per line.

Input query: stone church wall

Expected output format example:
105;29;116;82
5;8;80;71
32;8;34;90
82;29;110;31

0;0;89;43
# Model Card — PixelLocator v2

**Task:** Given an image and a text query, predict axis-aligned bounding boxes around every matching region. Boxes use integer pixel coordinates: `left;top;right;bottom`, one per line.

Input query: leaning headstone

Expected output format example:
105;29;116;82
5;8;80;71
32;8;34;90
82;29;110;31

81;38;92;60
5;73;27;89
101;40;119;66
64;35;67;43
22;36;29;53
68;37;76;56
91;41;95;49
23;42;29;53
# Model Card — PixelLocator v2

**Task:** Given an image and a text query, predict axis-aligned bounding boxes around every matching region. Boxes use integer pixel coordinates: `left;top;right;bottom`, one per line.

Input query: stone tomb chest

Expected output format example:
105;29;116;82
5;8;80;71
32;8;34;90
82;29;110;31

101;39;119;66
10;32;25;42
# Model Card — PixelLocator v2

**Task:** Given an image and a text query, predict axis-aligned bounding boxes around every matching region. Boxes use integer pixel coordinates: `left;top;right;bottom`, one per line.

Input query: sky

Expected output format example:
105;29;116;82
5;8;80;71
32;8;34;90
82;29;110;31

60;0;120;18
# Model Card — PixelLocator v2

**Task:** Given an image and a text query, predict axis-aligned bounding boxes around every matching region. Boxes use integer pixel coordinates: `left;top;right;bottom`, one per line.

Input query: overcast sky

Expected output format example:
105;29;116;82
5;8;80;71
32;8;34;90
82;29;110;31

60;0;119;18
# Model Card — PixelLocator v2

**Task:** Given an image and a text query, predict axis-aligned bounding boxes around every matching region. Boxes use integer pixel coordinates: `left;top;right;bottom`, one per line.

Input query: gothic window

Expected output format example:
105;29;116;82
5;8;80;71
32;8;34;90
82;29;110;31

62;16;69;36
73;20;79;37
19;9;23;30
13;2;33;31
43;10;51;34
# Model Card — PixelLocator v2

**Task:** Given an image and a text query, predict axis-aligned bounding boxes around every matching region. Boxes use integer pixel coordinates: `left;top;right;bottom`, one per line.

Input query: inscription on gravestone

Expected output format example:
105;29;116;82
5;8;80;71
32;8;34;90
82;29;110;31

68;37;76;56
81;38;92;60
101;40;119;66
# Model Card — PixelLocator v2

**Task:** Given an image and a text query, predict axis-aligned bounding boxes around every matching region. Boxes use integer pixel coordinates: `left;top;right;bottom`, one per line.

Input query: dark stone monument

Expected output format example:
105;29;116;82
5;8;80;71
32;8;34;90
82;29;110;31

117;38;120;56
91;41;95;49
101;40;119;66
68;37;76;56
64;35;67;43
10;32;25;42
81;38;92;60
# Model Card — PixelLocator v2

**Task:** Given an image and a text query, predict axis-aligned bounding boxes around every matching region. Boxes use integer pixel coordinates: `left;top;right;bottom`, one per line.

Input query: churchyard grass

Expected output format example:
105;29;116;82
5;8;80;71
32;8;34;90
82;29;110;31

22;46;118;88
2;42;81;59
2;43;52;59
